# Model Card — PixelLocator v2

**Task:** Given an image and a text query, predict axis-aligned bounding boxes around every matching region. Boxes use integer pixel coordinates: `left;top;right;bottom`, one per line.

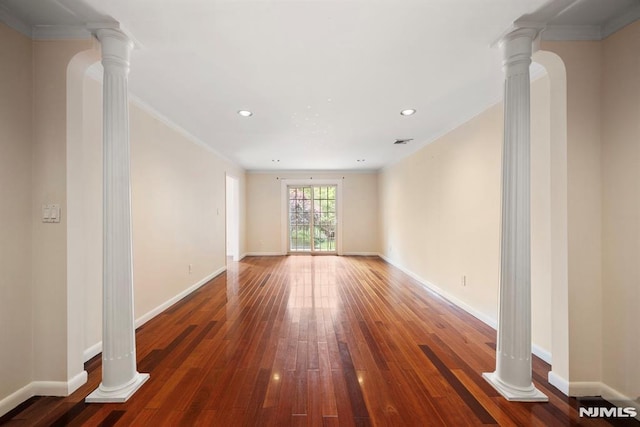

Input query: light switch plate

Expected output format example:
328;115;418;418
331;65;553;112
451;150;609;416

42;204;61;223
42;204;51;222
50;204;60;223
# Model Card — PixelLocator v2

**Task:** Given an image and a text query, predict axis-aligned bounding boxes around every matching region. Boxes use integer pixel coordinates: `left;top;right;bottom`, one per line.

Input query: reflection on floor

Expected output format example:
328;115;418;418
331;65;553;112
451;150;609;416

1;256;625;426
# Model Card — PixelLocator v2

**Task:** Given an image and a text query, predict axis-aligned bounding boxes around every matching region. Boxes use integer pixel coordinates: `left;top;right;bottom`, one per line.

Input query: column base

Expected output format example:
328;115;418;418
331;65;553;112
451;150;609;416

85;372;149;403
482;372;548;402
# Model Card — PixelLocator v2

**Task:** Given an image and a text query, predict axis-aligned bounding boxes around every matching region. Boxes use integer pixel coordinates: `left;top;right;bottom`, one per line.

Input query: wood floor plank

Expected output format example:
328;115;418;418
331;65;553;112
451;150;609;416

1;255;631;427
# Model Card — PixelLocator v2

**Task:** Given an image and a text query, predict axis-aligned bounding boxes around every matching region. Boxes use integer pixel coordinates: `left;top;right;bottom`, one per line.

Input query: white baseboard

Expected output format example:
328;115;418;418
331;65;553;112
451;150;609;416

569;382;640;421
244;252;284;256
600;382;637;403
244;252;380;257
532;345;552;365
549;371;640;419
83;342;102;362
568;380;640;418
548;371;570;395
342;252;379;256
32;379;80;397
0;383;33;418
568;381;603;397
0;370;88;418
377;253;552;365
570;381;639;403
66;370;88;395
32;370;87;397
378;253;498;328
135;266;226;329
239;253;248;261
82;266;226;362
600;383;640;420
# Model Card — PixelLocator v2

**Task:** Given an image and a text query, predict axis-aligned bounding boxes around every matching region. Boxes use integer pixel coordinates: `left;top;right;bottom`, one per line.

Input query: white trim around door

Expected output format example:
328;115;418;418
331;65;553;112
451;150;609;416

280;179;343;255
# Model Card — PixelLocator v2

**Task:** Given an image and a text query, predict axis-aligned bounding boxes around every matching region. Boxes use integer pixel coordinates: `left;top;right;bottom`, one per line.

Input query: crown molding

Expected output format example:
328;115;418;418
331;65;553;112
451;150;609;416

0;4;32;37
32;24;91;40
0;9;125;42
0;6;93;40
86;63;241;170
542;5;640;41
515;0;578;28
602;5;640;40
489;0;578;46
246;169;378;175
541;24;602;41
129;93;239;167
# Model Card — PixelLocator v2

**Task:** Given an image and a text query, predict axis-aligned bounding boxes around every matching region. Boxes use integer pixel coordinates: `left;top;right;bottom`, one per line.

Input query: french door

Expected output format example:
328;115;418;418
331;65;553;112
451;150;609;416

288;185;337;253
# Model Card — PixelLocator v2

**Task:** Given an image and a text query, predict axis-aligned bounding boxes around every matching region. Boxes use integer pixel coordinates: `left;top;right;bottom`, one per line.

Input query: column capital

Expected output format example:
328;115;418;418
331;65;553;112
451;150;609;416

498;28;539;70
95;28;134;73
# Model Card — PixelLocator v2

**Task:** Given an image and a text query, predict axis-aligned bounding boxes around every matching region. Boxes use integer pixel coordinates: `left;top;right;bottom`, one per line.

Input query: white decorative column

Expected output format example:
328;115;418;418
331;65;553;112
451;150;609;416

86;28;149;403
482;28;548;402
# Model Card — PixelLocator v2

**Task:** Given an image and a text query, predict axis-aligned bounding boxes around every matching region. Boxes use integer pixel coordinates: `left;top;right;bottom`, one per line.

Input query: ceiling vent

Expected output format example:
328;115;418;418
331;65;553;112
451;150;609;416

394;138;413;145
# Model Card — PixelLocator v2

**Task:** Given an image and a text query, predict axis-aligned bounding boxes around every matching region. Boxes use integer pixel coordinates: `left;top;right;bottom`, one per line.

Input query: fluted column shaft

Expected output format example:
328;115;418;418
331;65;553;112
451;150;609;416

483;28;548;402
86;28;149;403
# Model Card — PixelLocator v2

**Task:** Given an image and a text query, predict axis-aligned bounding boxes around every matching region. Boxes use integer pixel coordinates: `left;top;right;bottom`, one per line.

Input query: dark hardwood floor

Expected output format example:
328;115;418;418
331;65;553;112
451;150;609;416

1;256;634;426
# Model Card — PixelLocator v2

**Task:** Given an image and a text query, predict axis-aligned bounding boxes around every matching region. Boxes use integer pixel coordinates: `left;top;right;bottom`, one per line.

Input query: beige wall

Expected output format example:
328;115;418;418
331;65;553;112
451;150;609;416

32;39;93;383
246;172;378;255
246;173;280;254
379;103;502;320
541;40;604;385
378;75;553;357
81;75;246;352
80;74;103;354
0;23;33;402
601;22;640;402
130;103;245;320
0;25;93;410
540;23;640;401
530;74;553;354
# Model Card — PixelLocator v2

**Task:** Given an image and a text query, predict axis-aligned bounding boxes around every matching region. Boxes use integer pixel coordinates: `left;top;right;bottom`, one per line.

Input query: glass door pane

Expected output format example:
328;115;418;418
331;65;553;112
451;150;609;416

288;185;337;253
289;186;312;252
313;185;336;252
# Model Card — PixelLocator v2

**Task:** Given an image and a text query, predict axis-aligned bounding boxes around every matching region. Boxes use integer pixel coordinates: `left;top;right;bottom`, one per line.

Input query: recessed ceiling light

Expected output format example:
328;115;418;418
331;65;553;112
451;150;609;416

400;109;416;116
237;110;253;117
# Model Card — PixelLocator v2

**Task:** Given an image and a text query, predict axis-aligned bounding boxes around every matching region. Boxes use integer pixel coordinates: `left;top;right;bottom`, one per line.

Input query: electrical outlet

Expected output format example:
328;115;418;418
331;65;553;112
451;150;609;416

189;264;193;274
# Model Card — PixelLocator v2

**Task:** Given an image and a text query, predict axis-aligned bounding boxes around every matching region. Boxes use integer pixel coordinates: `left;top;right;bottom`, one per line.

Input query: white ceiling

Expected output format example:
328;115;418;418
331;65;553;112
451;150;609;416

1;0;638;171
550;0;638;26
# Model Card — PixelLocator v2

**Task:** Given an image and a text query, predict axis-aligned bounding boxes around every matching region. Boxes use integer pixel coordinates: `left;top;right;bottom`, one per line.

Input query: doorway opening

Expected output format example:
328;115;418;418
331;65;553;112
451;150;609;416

288;185;337;254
